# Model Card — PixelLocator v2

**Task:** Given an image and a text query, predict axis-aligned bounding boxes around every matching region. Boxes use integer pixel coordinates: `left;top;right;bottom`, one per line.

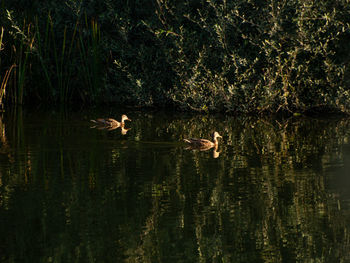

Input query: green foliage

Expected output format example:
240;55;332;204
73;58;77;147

1;0;350;113
148;0;350;113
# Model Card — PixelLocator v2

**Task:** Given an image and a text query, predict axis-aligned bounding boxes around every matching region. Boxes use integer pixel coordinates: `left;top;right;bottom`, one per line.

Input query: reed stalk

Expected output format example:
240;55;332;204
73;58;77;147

91;19;101;94
13;21;34;105
0;64;15;107
34;15;54;100
0;26;6;106
2;11;36;105
50;15;66;103
77;15;101;102
34;14;79;103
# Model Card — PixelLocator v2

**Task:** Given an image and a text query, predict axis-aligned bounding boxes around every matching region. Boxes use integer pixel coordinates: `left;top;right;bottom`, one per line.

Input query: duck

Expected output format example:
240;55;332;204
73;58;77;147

90;114;131;127
183;131;222;150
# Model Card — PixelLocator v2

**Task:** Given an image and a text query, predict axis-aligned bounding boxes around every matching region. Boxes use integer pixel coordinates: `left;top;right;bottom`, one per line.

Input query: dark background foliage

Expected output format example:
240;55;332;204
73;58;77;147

1;0;350;113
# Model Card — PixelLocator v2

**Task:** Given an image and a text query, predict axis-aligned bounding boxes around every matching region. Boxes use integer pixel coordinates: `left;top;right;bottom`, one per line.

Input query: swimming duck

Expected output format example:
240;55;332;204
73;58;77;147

90;114;131;127
183;131;222;150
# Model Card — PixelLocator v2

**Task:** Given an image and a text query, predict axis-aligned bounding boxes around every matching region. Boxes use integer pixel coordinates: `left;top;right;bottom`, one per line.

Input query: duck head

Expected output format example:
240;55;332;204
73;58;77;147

212;131;222;142
121;114;131;123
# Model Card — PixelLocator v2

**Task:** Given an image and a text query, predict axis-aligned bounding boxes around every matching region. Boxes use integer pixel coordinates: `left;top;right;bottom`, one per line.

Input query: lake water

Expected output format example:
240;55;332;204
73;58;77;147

0;107;350;262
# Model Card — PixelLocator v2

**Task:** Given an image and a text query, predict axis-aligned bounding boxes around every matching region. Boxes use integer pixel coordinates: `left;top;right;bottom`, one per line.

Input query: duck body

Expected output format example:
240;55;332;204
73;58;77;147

91;114;131;127
183;131;222;150
91;118;120;126
183;138;216;148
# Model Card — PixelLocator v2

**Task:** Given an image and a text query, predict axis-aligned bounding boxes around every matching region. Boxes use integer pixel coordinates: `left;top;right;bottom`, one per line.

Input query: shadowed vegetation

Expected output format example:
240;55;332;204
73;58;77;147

1;0;350;114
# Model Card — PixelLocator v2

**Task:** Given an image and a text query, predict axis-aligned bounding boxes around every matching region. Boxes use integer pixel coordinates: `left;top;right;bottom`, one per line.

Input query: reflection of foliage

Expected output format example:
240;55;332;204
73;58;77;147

0;110;349;262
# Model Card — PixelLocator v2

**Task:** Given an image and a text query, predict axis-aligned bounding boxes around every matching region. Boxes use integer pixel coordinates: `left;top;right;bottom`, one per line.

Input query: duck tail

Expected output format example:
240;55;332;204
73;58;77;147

90;119;98;123
183;139;191;143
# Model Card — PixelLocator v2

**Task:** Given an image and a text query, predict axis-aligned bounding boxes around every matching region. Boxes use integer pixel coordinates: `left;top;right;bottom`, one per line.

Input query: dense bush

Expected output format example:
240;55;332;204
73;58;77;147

1;0;350;113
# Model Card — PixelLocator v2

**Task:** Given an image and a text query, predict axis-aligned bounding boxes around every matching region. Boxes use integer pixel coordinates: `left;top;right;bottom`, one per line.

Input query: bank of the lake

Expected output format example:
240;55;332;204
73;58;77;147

1;1;350;114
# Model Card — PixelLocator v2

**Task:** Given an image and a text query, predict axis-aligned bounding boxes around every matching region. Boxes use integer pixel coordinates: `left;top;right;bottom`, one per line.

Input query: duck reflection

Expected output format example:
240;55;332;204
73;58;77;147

212;145;220;158
91;124;131;135
184;144;221;158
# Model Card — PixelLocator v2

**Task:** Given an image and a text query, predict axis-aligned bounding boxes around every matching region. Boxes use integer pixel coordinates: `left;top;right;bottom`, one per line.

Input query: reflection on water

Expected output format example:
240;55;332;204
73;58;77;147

184;144;221;158
0;108;350;262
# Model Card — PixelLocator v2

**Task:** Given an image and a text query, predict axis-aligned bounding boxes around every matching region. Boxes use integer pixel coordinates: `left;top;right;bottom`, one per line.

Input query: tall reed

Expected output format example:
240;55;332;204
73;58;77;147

77;15;102;102
0;27;10;107
16;22;34;104
49;15;78;103
34;13;101;104
0;64;15;108
34;15;54;100
35;14;79;103
4;13;35;105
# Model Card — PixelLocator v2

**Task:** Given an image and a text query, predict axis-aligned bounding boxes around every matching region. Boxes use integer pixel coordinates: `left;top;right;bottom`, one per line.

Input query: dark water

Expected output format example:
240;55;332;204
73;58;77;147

0;107;350;262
